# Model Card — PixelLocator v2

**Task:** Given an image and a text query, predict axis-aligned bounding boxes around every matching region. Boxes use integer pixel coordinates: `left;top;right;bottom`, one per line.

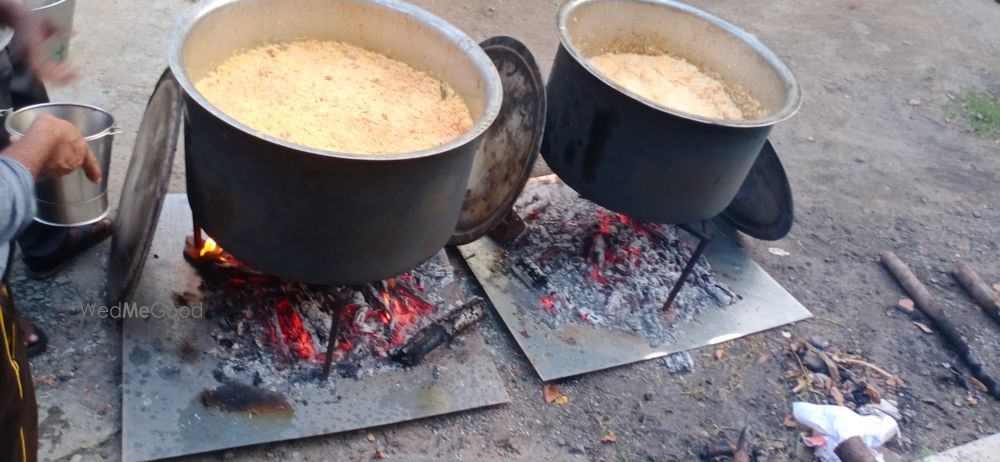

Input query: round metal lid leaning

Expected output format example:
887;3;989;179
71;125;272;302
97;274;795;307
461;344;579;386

719;140;795;241
104;69;183;306
449;36;547;245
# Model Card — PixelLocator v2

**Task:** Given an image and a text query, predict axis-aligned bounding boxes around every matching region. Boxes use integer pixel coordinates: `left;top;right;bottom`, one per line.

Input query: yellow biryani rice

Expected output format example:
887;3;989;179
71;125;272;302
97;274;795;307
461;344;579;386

590;51;762;121
195;40;474;155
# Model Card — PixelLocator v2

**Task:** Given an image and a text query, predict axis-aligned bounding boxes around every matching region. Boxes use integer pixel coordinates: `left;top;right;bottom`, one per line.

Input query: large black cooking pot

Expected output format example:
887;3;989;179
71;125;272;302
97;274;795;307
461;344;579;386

542;0;801;224
168;0;502;284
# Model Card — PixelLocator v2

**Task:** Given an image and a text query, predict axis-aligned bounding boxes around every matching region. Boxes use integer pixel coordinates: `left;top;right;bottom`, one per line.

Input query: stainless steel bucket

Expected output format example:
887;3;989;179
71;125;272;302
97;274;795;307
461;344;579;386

24;0;76;62
5;103;119;226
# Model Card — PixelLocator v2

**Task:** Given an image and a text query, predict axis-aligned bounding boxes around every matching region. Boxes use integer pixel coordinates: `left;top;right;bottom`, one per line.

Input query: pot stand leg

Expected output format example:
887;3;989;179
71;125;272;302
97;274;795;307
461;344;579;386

321;294;348;380
662;221;713;311
193;221;204;250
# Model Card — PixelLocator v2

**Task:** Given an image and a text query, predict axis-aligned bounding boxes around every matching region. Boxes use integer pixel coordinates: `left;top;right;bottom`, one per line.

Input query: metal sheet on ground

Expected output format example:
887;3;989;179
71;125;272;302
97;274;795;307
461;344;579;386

459;208;812;382
122;194;510;462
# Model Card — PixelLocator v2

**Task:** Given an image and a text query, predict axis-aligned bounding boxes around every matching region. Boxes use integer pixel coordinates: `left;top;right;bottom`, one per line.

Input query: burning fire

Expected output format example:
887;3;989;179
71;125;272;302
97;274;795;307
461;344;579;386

187;231;440;367
272;299;319;360
199;237;221;257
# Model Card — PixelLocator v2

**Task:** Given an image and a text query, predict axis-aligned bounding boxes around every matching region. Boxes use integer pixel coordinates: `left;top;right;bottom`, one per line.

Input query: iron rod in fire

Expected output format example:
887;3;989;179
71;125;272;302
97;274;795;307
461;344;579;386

390;298;487;367
321;294;348;380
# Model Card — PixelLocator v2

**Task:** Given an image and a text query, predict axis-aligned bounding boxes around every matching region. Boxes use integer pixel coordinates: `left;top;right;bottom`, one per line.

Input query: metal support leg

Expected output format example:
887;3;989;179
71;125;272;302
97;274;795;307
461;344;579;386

662;222;713;311
193;223;204;250
321;296;346;380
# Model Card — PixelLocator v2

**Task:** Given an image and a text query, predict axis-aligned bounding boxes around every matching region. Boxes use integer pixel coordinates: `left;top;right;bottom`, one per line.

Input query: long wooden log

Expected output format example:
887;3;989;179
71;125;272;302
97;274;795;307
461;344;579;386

390;298;486;366
952;262;1000;327
880;252;1000;399
732;426;751;462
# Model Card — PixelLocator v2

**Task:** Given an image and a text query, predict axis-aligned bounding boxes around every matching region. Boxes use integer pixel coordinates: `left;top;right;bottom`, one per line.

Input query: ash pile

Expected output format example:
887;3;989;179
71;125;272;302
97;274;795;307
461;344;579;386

502;181;739;346
187;247;461;388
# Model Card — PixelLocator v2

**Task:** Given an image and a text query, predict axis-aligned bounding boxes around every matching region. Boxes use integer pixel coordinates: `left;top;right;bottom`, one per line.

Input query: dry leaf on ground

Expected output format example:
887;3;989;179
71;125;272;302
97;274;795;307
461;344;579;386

897;298;915;313
830;386;845;406
970;378;988;393
543;383;561;403
914;322;934;334
714;345;727;360
600;431;617;443
782;414;799;428
554;395;570;406
374;449;390;459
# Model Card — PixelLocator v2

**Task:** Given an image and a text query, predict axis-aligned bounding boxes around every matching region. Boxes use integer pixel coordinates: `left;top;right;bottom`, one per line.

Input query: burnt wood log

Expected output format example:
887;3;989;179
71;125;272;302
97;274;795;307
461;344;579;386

834;436;878;462
881;252;1000;399
698;444;734;460
951;262;1000;327
390;298;486;366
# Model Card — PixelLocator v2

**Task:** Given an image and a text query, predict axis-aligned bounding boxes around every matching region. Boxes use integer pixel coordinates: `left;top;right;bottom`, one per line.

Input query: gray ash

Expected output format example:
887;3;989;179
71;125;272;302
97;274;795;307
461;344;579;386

190;250;461;387
502;180;738;346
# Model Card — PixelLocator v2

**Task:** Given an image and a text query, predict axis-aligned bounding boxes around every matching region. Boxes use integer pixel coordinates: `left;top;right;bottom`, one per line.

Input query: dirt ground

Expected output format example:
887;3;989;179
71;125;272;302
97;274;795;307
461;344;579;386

8;0;1000;461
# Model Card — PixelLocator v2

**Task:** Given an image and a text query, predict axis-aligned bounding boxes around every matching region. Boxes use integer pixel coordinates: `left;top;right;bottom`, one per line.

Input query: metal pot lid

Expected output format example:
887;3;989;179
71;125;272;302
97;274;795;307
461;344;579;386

105;69;183;306
719;140;795;241
449;36;546;245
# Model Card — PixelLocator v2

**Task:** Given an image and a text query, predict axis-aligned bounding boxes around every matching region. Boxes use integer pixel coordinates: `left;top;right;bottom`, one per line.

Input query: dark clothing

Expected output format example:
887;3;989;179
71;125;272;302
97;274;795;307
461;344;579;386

0;45;48;462
0;283;36;462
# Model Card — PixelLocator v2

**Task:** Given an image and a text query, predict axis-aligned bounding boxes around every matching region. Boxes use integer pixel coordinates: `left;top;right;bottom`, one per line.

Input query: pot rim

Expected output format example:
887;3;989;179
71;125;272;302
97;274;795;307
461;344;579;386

28;0;72;12
5;102;117;141
556;0;802;128
167;0;503;162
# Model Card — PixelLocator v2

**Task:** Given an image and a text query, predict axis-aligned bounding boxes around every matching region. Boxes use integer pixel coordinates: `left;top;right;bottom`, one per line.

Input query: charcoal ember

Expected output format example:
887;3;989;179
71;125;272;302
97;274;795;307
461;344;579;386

504;182;739;346
516;257;549;288
190;249;460;388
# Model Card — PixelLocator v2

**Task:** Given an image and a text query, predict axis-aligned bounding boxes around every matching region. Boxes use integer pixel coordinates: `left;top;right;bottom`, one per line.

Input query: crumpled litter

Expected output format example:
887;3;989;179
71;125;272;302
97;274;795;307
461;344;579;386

792;402;900;462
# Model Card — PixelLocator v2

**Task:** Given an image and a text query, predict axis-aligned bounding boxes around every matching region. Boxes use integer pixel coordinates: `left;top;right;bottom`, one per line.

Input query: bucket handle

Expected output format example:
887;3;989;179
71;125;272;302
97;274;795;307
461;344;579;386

93;126;123;138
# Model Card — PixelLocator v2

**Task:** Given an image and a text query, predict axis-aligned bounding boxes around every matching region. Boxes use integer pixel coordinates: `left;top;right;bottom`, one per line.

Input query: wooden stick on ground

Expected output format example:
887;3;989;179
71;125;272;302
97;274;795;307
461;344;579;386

952;262;1000;327
732;426;751;462
834;436;879;462
881;252;1000;399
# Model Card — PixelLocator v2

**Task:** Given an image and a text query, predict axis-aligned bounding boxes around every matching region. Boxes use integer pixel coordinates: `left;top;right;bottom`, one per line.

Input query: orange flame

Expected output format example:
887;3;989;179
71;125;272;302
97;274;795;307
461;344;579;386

199;237;222;258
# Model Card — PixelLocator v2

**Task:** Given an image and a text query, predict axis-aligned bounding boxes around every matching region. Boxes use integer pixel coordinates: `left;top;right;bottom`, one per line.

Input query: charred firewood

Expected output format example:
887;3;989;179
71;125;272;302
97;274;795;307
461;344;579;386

514;257;549;288
389;298;486;367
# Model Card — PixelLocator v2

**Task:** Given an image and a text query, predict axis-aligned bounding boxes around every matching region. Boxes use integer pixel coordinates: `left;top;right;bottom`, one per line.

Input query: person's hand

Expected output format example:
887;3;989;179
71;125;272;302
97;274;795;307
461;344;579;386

3;114;100;181
11;6;77;85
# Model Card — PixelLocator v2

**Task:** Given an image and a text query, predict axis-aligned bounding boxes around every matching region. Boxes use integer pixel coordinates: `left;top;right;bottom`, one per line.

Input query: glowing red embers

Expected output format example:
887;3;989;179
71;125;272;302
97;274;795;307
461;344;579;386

541;293;557;313
273;299;318;360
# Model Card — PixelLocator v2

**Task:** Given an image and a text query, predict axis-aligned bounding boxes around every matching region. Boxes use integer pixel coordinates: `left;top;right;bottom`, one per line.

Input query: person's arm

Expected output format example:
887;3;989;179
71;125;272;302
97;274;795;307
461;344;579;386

0;1;23;29
0;114;100;241
0;0;76;84
0;155;35;242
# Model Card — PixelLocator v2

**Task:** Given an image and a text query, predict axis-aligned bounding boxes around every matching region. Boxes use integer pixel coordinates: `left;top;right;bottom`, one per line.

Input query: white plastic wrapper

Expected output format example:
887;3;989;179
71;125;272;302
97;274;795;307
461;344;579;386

792;402;900;462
